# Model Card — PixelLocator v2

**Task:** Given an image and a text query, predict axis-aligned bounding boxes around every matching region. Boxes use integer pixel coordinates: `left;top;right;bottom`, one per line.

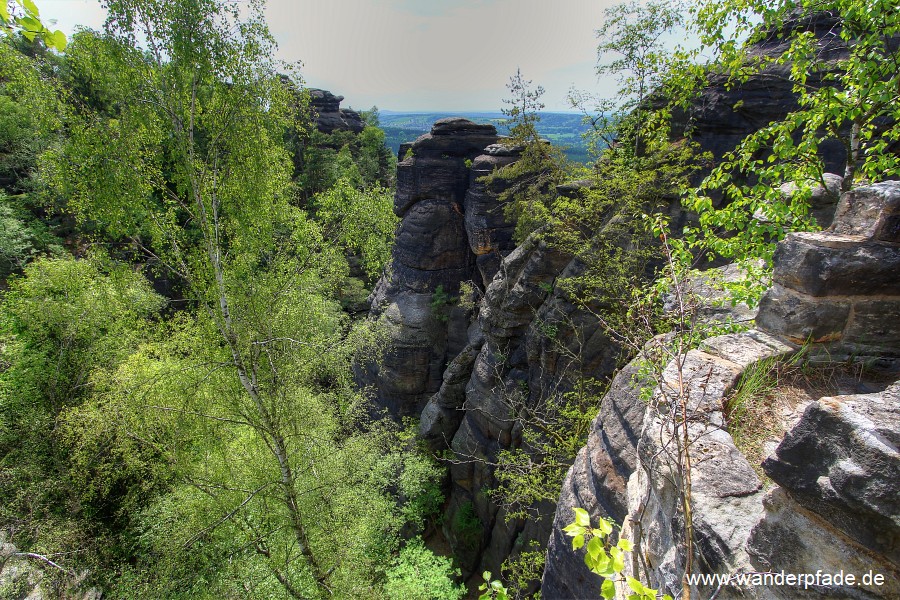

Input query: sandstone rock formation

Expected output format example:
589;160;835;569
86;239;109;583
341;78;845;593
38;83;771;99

756;181;900;362
678;10;850;176
308;88;365;134
358;118;513;418
365;16;898;584
541;183;900;599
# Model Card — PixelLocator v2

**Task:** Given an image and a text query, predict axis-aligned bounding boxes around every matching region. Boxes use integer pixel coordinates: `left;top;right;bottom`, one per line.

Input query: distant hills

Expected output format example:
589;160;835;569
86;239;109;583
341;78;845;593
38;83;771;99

377;111;593;163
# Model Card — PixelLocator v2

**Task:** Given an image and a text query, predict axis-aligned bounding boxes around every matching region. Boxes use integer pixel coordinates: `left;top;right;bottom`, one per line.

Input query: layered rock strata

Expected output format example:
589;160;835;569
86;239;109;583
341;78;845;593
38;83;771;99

358;118;514;417
542;183;900;599
308;88;365;134
756;181;900;362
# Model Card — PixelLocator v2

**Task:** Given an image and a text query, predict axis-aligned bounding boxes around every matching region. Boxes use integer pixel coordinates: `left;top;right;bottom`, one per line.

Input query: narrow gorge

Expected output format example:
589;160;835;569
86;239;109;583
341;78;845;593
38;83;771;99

356;11;900;598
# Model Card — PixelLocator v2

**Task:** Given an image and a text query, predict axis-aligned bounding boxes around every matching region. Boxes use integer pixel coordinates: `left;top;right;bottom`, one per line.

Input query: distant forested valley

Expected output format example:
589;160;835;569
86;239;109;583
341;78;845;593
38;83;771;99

378;111;593;163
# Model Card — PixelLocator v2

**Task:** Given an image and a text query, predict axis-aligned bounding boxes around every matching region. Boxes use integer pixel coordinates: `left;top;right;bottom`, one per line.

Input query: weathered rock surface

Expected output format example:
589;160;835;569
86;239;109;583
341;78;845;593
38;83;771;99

368;13;899;589
779;173;844;229
757;182;900;360
761;382;900;566
748;487;900;599
359;119;515;419
679;11;850;176
543;181;900;599
465;149;521;287
308;88;364;134
541;359;648;599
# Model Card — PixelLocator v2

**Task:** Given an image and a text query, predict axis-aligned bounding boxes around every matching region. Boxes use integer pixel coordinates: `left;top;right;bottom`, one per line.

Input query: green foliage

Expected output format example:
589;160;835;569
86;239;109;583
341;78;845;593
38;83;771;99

680;0;900;300
551;141;700;336
0;191;63;277
1;35;65;193
430;284;455;322
0;254;164;566
0;0;66;50
500;541;546;600
27;1;414;596
384;540;466;600
314;177;398;279
0;192;33;274
483;69;570;241
581;0;686;154
456;279;481;312
492;378;602;521
450;501;483;552
293;124;396;201
563;508;672;600
478;571;510;600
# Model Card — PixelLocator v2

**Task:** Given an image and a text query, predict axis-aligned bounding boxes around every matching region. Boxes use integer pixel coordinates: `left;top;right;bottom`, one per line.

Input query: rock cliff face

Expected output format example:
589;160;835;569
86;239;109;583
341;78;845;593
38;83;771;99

308;88;365;134
358;118;513;417
363;15;898;592
360;118;622;581
680;11;850;178
542;183;900;599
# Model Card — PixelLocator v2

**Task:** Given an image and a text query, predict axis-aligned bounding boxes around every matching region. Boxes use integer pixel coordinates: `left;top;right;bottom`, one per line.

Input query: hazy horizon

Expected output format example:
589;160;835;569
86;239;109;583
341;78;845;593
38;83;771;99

42;0;625;112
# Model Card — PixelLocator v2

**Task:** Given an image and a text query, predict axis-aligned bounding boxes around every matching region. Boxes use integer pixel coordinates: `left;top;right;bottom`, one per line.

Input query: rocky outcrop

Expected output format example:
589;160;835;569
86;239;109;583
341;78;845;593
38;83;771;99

366;12;899;587
308;88;365;134
753;381;900;560
681;11;850;176
756;181;900;363
542;182;900;599
358;118;514;417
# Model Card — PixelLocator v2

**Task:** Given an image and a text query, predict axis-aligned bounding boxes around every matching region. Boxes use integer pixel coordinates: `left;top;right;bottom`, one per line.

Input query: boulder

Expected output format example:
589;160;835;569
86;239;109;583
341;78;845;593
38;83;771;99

829;181;900;243
762;382;900;566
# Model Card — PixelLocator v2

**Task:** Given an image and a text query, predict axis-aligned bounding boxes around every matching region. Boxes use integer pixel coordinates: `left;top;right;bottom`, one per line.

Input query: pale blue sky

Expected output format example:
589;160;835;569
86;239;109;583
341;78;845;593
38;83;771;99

41;0;624;111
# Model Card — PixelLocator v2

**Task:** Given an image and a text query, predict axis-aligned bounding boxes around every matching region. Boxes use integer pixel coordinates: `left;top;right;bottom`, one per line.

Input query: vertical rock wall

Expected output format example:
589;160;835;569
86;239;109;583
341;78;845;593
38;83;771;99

542;183;900;599
358;118;510;417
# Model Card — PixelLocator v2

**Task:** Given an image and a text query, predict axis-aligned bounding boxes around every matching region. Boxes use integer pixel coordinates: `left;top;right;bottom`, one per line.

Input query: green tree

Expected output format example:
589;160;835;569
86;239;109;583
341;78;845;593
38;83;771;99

484;69;569;241
681;0;900;298
314;178;398;280
384;540;466;600
573;0;686;154
0;35;66;277
39;1;419;596
0;255;164;586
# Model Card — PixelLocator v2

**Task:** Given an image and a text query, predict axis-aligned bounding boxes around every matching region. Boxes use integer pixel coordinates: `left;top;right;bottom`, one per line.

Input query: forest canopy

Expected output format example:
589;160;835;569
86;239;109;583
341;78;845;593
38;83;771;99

1;0;898;598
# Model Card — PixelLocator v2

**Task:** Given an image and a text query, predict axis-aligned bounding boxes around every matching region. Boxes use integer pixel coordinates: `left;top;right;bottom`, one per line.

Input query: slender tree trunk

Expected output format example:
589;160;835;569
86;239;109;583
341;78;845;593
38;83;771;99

842;121;860;191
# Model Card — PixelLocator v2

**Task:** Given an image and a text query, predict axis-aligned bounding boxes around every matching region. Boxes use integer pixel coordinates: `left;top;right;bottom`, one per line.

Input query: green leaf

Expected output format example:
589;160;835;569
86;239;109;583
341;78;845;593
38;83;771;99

48;29;66;51
22;0;40;16
1;3;11;23
586;536;603;559
611;546;625;573
601;578;616;600
483;571;491;582
574;507;591;527
572;534;585;551
627;576;644;594
597;518;614;535
563;523;585;535
617;537;634;552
